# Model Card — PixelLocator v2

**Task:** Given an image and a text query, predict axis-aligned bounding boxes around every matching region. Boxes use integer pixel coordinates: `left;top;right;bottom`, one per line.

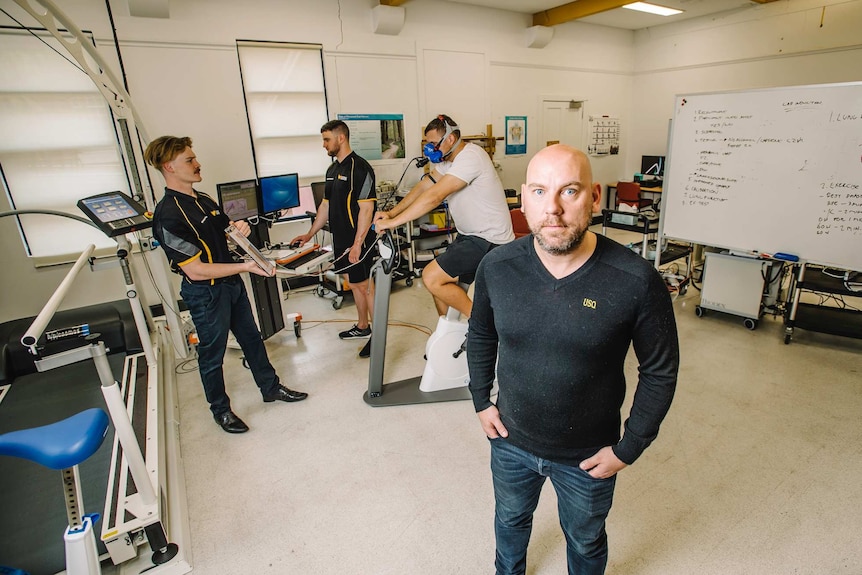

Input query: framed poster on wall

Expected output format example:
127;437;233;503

505;116;527;155
337;113;405;160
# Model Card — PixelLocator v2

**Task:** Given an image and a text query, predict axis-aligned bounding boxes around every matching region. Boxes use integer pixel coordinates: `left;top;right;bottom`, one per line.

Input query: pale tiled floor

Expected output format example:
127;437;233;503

173;232;862;575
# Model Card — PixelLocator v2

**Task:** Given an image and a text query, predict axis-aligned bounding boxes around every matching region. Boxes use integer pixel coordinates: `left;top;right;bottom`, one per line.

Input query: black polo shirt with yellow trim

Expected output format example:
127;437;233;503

152;187;233;285
324;151;376;253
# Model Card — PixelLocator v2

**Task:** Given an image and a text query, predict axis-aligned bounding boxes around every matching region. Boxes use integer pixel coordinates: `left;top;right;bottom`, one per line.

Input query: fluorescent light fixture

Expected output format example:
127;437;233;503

622;2;683;16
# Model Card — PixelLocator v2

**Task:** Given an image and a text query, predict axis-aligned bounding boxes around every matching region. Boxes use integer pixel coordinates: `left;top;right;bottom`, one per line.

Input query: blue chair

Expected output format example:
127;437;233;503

0;409;110;575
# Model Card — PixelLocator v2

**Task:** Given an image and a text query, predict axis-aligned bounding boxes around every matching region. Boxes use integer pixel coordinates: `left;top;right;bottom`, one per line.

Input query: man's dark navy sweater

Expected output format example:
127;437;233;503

467;233;679;466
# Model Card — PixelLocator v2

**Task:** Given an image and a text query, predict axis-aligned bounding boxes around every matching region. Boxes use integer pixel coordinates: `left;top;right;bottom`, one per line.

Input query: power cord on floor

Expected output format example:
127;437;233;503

175;353;199;374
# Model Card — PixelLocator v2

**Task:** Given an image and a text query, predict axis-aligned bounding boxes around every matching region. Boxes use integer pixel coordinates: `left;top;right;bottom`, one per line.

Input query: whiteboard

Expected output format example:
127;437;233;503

662;82;862;272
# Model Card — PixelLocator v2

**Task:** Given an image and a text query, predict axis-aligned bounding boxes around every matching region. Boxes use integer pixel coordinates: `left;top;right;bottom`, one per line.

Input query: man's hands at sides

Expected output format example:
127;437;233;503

477;405;509;439
579;446;627;479
477;406;628;479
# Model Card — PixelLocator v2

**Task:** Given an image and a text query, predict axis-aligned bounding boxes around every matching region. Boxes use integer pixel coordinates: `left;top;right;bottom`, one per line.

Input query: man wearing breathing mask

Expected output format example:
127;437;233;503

374;114;514;319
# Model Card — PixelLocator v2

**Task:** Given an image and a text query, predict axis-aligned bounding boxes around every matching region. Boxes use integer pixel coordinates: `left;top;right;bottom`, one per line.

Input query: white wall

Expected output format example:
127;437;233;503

1;0;860;323
626;0;862;176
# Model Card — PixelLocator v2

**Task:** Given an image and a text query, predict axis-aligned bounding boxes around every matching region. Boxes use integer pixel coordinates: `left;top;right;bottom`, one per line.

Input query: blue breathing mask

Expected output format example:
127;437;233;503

422;121;460;164
423;141;444;164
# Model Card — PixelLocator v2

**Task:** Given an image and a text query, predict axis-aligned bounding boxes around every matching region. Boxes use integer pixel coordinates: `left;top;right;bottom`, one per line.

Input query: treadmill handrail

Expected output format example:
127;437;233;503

21;244;96;353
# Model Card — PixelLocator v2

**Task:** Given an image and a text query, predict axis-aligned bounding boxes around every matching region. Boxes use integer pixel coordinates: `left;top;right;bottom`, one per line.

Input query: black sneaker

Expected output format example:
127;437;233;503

339;324;372;339
359;338;371;358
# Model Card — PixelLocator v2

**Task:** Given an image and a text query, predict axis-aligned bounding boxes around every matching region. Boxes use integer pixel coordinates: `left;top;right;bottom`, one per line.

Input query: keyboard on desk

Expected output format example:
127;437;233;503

282;249;332;273
275;243;319;265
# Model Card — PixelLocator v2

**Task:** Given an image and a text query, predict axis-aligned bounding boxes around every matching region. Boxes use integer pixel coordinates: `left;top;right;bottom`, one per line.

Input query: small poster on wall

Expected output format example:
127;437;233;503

588;115;620;156
337;113;406;160
505;116;527;155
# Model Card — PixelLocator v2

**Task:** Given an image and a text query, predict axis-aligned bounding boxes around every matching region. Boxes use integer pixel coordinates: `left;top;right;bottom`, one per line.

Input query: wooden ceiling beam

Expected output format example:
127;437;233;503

533;0;630;27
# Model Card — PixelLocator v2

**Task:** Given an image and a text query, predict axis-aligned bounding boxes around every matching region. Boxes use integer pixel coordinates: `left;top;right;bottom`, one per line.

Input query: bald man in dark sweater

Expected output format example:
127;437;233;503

467;145;679;575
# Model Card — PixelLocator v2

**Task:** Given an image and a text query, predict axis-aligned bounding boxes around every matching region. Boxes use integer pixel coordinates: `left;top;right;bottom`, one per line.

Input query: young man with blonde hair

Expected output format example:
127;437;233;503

146;136;307;434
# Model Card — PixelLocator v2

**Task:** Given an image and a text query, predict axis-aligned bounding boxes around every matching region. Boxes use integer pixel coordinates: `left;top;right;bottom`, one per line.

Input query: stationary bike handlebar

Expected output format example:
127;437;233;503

374;228;398;274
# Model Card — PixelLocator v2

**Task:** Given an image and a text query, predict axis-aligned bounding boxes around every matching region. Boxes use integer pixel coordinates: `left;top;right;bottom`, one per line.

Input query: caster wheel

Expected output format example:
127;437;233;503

332;298;343;310
679;285;687;296
406;277;414;287
694;305;704;318
315;286;325;297
294;320;302;338
784;333;792;344
743;318;757;330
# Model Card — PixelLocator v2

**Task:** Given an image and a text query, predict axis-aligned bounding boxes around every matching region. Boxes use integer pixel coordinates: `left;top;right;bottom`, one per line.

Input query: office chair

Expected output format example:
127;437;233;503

615;181;653;211
510;208;530;238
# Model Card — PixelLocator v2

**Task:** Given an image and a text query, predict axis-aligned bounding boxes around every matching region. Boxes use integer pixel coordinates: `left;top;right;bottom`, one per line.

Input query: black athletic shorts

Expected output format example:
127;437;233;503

435;233;500;285
332;239;377;284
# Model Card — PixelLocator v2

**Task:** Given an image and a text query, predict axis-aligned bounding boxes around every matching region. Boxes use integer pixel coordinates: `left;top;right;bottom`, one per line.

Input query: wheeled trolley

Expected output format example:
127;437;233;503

695;252;779;330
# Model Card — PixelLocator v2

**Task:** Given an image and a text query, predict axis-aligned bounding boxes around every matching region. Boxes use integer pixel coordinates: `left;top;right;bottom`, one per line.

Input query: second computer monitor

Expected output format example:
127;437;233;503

259;173;300;216
641;155;665;178
217;179;259;222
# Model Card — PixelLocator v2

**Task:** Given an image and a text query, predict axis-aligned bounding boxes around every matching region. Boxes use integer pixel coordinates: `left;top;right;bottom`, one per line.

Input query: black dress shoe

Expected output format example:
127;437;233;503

263;384;308;403
214;411;249;434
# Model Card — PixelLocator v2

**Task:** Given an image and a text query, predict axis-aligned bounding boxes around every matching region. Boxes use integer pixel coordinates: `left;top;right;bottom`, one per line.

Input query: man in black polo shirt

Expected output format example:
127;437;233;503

145;136;307;434
291;120;376;357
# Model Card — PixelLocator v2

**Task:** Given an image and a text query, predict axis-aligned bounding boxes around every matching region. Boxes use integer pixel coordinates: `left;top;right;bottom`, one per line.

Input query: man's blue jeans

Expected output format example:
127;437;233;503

181;276;279;416
490;439;616;575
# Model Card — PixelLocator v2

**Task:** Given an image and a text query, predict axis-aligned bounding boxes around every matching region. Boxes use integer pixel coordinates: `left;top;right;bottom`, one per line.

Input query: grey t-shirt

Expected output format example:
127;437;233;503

435;142;515;245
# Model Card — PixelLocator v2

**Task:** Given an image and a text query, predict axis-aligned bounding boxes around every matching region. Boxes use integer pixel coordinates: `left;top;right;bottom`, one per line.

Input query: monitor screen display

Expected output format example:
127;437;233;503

80;193;140;223
641;155;665;177
259;173;300;216
217;179;259;221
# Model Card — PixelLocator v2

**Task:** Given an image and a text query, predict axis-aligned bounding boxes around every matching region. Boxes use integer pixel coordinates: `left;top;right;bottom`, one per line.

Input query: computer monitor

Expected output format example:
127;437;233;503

259;173;301;216
217;179;259;221
640;155;665;178
310;181;326;211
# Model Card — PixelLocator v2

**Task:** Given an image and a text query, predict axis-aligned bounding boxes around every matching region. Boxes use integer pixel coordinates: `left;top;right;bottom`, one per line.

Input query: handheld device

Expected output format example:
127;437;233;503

225;224;275;275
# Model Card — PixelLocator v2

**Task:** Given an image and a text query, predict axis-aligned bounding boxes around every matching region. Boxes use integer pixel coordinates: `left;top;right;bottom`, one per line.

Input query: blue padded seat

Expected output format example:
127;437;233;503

0;408;109;470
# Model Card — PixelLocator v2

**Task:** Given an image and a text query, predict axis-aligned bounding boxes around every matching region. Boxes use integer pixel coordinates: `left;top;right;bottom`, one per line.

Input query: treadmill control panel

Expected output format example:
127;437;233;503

77;191;152;237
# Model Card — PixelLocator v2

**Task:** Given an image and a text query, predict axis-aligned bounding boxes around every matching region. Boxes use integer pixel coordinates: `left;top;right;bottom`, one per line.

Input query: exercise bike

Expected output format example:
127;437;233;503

363;231;473;406
0;409;109;575
418;290;470;393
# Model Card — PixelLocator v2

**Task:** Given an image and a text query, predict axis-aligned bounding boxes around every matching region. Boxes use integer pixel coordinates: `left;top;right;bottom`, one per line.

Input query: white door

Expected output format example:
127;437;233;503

541;100;585;149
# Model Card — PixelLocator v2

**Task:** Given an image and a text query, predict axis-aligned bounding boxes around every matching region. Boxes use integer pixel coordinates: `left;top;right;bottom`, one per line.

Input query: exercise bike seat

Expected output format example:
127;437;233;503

0;408;109;470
